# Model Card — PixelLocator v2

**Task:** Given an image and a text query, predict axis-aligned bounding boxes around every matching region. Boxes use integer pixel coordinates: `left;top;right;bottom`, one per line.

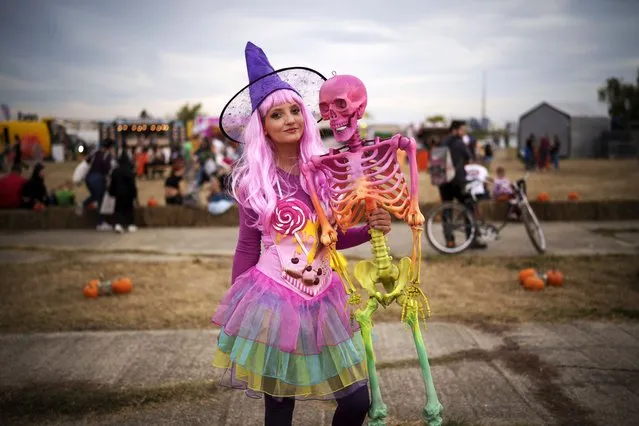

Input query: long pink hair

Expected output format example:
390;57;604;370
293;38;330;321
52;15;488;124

231;89;329;230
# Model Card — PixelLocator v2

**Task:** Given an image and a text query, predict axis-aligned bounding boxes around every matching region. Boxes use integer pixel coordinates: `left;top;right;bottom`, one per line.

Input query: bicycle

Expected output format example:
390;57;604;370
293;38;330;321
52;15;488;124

425;173;547;254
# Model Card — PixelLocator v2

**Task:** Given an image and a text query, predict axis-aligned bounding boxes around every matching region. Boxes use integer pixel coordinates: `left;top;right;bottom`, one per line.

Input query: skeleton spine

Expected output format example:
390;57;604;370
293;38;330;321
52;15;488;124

370;229;392;273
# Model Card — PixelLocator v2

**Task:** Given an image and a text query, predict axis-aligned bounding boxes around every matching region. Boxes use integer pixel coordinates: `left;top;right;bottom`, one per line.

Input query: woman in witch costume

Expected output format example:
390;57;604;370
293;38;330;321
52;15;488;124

211;42;391;425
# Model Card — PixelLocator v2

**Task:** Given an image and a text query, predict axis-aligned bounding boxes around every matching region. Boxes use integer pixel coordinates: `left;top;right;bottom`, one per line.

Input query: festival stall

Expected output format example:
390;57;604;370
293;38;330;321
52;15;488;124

98;118;186;150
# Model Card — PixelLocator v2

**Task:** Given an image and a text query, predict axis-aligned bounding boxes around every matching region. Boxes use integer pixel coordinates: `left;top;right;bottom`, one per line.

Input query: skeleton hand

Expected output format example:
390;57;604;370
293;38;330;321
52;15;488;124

406;205;425;227
320;225;338;247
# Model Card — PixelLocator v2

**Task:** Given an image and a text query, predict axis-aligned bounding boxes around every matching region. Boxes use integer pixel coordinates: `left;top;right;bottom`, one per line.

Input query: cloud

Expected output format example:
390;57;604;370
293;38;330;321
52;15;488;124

0;0;637;124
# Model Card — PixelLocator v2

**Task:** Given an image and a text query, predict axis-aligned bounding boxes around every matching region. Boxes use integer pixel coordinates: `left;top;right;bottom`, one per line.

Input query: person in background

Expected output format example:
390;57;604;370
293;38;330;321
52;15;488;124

134;145;148;178
464;160;492;223
20;163;49;209
482;140;494;171
538;134;551;170
524;134;535;170
468;135;478;162
550;135;561;170
492;167;513;200
12;135;25;171
492;166;521;220
0;164;27;208
164;159;187;205
81;139;115;231
109;152;138;233
438;120;485;249
206;174;235;215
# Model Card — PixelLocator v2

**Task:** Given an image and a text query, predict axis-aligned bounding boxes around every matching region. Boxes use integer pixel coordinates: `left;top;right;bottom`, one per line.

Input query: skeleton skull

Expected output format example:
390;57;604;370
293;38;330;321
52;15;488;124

319;75;368;144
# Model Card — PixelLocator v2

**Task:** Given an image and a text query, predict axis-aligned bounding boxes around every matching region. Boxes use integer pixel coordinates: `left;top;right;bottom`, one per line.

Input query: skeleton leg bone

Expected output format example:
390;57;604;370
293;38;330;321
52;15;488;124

355;298;388;426
402;298;443;426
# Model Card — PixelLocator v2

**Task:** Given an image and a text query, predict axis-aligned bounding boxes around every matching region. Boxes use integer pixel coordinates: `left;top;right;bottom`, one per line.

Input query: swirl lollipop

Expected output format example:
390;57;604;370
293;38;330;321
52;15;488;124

274;198;311;235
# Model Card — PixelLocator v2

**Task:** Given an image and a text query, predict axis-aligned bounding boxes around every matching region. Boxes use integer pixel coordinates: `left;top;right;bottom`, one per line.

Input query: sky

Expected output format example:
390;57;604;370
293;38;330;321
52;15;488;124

0;0;637;126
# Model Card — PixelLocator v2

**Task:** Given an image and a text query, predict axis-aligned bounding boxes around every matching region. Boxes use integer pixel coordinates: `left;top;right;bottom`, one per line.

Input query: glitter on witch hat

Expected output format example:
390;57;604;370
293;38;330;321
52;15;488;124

219;42;327;144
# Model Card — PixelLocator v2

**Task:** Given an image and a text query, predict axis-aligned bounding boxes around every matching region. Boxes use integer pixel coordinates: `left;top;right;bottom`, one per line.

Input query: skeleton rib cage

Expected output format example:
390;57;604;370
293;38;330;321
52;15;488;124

315;139;410;231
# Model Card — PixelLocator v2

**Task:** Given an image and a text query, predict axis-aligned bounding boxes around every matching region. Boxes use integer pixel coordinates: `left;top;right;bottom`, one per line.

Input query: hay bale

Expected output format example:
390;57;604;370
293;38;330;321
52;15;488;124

2;200;638;230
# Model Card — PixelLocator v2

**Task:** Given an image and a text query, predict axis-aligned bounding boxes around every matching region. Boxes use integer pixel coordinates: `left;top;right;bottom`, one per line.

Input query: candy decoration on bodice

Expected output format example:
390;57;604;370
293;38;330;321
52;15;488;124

301;75;442;426
274;198;312;235
272;197;329;291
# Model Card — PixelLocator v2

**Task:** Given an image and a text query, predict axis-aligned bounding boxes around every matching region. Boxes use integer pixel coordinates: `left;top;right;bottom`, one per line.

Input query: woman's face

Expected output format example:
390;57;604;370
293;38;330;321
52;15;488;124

263;102;304;145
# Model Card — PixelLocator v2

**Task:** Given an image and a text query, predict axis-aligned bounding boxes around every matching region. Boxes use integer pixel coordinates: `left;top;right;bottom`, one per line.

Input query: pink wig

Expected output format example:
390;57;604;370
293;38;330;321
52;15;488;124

231;89;329;229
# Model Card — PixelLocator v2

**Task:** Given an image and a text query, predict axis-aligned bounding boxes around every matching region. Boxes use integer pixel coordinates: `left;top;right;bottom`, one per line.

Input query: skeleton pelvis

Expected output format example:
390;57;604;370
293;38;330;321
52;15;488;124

354;259;399;299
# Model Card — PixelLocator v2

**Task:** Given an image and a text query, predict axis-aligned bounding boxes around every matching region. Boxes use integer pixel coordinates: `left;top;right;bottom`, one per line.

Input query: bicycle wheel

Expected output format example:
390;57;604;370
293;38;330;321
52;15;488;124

521;199;547;254
426;202;476;254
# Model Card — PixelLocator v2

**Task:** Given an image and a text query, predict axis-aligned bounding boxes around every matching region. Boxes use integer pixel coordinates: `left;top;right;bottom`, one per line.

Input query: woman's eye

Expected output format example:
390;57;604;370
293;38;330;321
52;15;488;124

270;112;281;119
291;108;300;115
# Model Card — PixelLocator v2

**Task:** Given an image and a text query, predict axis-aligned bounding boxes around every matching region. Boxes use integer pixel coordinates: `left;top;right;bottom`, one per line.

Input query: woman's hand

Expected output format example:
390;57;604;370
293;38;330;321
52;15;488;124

367;208;391;235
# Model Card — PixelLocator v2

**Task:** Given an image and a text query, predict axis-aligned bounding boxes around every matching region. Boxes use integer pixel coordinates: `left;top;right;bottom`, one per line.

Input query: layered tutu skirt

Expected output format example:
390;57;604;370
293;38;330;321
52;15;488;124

211;267;368;400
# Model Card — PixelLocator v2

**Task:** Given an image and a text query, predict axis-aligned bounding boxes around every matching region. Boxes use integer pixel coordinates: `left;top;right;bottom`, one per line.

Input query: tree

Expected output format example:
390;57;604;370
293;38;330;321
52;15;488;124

176;103;203;123
139;109;150;119
426;114;445;123
597;68;639;129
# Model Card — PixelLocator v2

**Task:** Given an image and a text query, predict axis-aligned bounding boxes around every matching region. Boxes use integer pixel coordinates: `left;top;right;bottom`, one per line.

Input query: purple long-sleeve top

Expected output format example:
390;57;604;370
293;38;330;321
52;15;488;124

231;170;371;283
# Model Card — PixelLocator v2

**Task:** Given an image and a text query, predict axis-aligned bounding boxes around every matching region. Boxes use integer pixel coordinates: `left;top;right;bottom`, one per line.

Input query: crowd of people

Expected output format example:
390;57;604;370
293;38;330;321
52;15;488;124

0;130;241;232
522;133;561;171
0;146;76;211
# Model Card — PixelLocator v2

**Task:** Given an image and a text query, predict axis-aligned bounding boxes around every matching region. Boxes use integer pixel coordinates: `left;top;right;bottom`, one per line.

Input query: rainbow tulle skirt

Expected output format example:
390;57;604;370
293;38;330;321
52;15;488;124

211;267;368;400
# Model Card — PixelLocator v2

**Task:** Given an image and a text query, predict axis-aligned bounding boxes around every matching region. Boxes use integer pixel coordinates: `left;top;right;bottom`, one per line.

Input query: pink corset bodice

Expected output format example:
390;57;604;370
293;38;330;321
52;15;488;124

256;196;333;300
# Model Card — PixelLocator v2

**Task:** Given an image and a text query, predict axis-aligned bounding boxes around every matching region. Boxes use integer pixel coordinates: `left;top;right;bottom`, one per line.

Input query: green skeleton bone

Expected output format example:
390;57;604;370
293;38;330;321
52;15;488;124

331;228;443;426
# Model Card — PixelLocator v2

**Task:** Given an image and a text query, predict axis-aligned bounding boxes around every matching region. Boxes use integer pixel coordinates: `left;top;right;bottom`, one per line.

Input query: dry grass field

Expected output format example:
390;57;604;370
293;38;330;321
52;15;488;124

1;251;637;333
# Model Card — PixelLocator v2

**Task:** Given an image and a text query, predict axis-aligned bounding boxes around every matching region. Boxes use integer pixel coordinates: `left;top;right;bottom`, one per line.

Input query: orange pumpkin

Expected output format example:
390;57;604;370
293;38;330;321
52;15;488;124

519;268;537;285
113;277;133;294
523;275;545;291
83;280;99;298
546;270;565;287
537;192;550;202
147;197;159;208
567;192;580;201
33;202;46;211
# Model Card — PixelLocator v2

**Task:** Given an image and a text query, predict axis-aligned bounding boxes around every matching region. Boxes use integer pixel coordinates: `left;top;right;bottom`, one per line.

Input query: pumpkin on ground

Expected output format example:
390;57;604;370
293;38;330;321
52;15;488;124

147;197;159;207
537;192;550;202
546;270;565;287
519;268;537;285
567;192;580;201
523;275;545;291
83;280;100;298
113;277;133;294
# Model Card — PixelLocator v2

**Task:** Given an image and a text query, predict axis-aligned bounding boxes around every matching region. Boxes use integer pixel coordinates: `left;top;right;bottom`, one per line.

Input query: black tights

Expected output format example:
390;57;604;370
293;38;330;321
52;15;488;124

264;384;370;426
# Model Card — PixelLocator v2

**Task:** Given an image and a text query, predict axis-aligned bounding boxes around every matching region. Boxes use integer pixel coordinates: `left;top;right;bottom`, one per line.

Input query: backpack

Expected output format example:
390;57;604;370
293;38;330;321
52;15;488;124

429;145;455;186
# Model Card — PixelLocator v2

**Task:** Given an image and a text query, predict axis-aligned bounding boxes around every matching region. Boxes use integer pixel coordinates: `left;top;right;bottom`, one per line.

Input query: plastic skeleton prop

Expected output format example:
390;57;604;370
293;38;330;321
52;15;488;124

301;75;443;426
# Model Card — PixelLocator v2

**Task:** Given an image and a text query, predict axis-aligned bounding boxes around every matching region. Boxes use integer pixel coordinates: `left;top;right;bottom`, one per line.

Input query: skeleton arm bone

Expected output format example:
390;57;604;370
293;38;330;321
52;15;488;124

300;161;337;249
397;135;425;227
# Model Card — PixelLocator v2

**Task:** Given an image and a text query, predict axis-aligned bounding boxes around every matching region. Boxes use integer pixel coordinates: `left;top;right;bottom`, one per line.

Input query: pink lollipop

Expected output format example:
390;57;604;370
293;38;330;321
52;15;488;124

274;198;311;235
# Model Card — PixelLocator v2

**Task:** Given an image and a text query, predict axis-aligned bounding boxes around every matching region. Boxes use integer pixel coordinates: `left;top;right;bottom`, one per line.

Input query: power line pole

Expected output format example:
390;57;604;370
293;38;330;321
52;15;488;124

481;70;487;128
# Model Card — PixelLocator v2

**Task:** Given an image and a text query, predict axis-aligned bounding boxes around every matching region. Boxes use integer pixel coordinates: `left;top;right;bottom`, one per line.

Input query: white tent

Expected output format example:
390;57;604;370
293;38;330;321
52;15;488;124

517;102;610;158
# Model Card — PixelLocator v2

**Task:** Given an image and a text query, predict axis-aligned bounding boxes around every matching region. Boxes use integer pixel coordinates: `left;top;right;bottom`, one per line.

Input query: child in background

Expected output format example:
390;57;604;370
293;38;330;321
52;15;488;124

492;167;520;219
492;167;513;201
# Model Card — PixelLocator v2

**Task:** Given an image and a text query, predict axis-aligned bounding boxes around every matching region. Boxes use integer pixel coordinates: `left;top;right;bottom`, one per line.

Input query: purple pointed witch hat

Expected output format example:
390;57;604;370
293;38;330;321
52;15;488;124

219;42;327;144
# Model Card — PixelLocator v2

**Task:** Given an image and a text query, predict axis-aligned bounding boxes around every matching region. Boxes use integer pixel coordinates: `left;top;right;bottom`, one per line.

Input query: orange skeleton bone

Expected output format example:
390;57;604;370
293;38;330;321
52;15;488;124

301;133;425;289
